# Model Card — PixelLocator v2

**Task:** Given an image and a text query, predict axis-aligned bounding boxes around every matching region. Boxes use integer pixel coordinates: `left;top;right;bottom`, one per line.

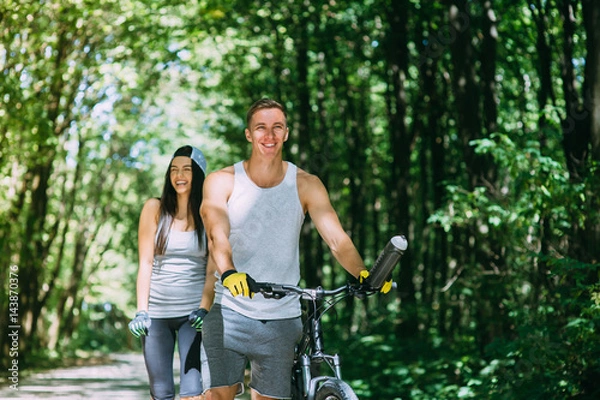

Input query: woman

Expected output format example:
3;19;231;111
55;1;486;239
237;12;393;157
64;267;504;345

128;145;216;400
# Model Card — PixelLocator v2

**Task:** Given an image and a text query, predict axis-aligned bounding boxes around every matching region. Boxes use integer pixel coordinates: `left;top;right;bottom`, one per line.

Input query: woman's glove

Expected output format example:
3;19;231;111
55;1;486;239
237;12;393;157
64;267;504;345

128;310;151;337
221;270;258;297
188;308;208;331
359;270;393;294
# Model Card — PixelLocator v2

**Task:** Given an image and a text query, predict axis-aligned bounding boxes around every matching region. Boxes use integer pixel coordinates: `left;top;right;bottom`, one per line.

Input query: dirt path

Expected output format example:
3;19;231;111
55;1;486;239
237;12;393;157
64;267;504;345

0;353;252;400
0;353;149;399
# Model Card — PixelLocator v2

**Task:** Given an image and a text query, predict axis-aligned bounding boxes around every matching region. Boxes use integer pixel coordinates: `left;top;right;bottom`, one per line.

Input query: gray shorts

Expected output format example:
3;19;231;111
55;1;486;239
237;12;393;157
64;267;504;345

201;304;302;399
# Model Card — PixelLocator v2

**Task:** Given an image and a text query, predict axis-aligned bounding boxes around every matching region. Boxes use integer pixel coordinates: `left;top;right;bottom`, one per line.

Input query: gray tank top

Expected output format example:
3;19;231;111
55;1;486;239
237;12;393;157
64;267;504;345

148;230;207;318
215;161;305;319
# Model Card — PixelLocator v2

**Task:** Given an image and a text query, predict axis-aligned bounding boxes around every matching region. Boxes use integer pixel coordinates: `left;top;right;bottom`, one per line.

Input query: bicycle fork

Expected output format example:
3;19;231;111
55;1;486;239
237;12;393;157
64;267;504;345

299;351;344;399
297;293;344;399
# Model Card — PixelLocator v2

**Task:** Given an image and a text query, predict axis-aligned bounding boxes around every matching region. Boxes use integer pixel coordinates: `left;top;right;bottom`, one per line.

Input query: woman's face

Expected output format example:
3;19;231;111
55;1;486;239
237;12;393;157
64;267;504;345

170;156;193;194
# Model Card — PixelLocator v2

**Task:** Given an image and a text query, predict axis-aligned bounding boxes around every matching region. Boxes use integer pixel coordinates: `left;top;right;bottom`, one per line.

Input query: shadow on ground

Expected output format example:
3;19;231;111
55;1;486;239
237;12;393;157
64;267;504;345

0;353;251;400
0;353;149;400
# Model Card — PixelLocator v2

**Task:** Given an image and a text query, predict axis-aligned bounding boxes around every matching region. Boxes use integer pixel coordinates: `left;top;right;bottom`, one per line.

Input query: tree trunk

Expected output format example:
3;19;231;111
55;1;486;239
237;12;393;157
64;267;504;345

385;0;417;338
561;2;590;182
20;149;56;357
582;0;600;163
581;0;600;265
447;0;482;187
293;10;319;286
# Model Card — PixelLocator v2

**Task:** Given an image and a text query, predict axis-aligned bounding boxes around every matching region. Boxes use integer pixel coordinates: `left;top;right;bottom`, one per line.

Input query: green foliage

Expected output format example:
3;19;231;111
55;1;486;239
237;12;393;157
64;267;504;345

0;0;223;367
428;132;587;259
328;128;599;398
1;1;599;399
69;302;133;353
325;257;599;399
478;257;600;399
334;326;487;399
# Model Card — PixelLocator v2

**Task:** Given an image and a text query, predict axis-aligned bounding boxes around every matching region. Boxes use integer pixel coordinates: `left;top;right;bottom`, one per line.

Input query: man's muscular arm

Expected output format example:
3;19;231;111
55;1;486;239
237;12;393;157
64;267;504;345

298;169;366;279
200;168;236;276
201;167;257;297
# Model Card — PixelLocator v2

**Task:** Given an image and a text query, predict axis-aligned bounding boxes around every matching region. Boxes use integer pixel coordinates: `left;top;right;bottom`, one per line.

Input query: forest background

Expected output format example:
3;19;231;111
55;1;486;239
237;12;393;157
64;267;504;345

1;0;599;398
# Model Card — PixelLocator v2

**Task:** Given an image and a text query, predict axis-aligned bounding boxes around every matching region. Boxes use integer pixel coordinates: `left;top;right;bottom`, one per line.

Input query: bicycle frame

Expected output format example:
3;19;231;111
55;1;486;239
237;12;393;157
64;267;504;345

296;287;343;399
259;284;358;400
255;235;407;399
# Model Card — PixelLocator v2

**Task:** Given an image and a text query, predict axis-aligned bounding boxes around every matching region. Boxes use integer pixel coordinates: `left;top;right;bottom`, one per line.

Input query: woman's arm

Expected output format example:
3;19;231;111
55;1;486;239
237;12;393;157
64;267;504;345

136;198;160;312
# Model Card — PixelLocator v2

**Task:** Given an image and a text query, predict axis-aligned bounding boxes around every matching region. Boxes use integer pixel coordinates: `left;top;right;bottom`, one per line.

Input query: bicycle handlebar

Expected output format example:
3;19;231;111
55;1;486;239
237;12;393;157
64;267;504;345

254;281;400;301
365;235;407;289
252;235;407;299
253;282;372;300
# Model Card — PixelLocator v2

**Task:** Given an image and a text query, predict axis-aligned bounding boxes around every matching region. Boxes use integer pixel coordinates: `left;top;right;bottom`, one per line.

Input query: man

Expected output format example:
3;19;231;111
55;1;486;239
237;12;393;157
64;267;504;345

200;98;382;400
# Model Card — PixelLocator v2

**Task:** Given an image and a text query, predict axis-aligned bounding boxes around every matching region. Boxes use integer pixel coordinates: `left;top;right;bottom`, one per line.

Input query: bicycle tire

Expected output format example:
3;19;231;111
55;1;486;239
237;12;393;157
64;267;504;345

315;378;359;400
291;370;303;400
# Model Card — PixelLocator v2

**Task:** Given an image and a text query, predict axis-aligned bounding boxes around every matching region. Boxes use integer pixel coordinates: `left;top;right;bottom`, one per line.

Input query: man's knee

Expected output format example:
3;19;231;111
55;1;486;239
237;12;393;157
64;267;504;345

250;387;280;400
204;385;239;400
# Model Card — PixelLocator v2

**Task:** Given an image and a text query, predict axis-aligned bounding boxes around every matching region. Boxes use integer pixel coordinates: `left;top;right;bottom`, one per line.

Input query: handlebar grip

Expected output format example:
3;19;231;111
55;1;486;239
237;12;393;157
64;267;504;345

366;235;407;289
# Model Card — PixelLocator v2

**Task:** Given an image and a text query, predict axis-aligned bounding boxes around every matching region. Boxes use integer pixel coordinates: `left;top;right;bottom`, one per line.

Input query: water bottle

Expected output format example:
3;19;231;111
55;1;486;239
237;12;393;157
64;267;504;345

367;235;408;289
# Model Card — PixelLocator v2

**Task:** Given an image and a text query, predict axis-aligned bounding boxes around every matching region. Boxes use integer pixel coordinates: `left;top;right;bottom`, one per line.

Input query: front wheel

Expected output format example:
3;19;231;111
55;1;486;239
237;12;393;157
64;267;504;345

315;378;359;400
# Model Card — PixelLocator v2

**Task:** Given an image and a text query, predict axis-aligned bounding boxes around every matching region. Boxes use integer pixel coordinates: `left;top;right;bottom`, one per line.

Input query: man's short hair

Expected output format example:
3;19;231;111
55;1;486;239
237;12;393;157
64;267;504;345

246;98;287;127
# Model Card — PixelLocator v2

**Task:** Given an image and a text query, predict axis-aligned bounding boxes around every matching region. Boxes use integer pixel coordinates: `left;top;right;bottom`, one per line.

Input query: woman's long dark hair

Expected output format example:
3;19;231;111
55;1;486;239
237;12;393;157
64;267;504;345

155;145;205;255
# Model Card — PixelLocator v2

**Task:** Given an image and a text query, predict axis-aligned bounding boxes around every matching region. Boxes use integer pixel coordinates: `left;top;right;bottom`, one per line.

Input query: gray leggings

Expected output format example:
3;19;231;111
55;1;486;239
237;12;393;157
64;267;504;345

141;316;202;400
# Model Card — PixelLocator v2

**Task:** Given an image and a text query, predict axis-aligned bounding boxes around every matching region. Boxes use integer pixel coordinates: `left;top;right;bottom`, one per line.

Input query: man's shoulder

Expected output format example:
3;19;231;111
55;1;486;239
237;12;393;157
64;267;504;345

204;166;236;199
207;165;235;180
295;166;325;200
295;166;321;184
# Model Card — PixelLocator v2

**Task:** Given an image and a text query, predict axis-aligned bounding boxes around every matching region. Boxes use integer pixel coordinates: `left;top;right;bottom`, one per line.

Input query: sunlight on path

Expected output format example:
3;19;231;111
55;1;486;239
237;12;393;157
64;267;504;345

0;353;150;399
0;353;251;400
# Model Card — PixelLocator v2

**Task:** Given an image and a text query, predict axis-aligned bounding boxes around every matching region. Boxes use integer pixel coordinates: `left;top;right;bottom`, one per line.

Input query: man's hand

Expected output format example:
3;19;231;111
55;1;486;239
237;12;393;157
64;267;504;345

359;269;370;284
359;269;393;294
221;270;258;297
128;310;151;337
188;308;208;331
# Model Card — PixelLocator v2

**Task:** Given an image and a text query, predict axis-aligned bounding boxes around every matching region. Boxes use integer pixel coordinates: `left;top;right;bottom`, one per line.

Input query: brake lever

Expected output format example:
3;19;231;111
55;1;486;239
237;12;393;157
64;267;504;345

256;283;287;299
261;291;287;299
350;283;370;299
351;281;398;299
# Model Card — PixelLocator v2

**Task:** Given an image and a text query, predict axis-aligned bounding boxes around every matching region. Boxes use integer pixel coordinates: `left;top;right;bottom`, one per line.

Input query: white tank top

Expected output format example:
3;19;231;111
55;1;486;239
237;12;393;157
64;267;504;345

148;230;207;318
214;161;305;319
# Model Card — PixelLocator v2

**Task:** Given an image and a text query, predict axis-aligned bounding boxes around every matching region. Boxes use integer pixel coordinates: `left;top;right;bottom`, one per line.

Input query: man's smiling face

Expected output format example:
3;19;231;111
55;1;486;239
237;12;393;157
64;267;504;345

245;108;289;158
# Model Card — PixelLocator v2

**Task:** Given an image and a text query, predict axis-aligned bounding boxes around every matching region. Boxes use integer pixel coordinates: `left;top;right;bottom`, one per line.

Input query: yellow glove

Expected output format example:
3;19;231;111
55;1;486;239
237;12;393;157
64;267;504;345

380;279;393;294
221;270;257;297
359;270;370;284
359;270;393;294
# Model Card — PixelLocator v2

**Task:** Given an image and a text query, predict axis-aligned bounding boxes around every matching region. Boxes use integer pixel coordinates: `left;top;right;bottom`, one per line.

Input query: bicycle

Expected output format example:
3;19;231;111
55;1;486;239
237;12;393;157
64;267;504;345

254;235;408;400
